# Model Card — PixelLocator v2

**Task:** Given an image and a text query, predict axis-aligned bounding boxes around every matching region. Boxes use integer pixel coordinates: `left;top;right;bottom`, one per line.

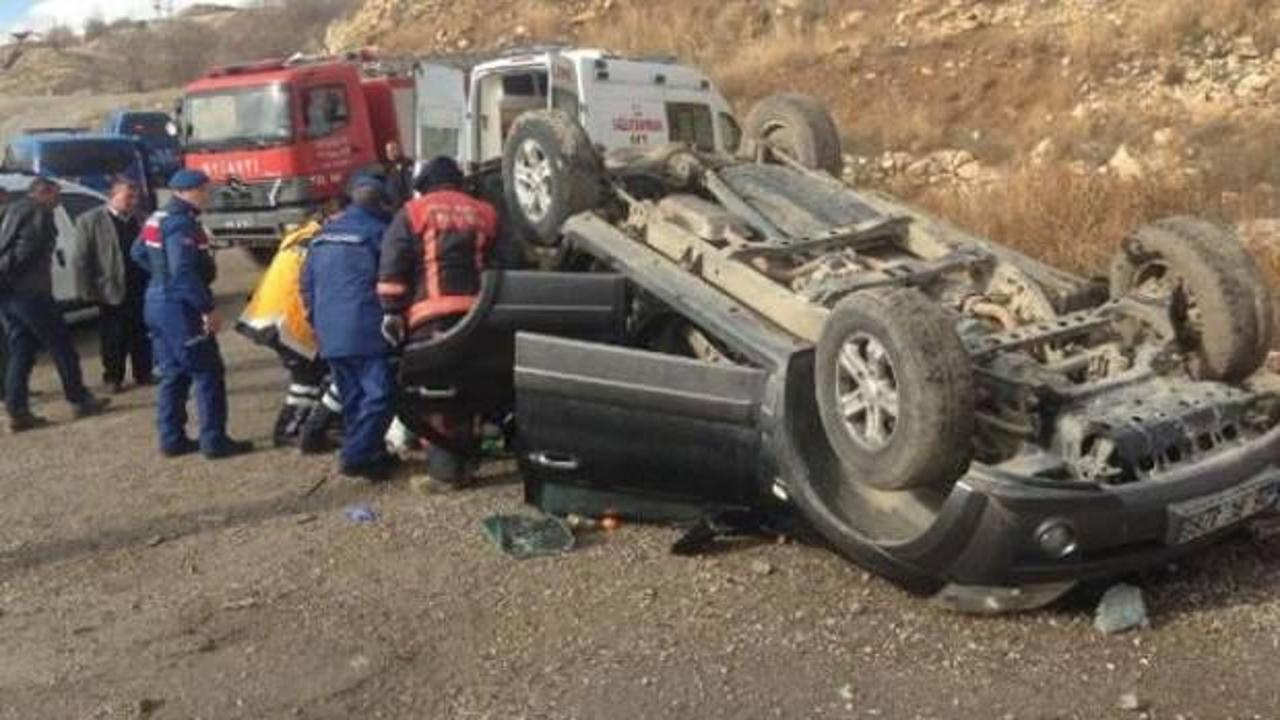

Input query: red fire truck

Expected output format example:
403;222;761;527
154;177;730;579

178;53;414;262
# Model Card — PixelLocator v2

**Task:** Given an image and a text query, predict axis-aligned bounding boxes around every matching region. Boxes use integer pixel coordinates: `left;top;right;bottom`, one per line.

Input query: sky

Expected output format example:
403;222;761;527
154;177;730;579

2;0;252;33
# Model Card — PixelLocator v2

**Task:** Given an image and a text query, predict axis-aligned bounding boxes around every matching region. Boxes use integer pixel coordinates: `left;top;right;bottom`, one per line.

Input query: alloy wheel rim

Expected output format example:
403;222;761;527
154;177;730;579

835;332;900;451
513;139;554;223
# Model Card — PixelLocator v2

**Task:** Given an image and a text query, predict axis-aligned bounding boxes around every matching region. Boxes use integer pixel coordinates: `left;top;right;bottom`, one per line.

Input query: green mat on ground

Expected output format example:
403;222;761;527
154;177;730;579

481;514;575;559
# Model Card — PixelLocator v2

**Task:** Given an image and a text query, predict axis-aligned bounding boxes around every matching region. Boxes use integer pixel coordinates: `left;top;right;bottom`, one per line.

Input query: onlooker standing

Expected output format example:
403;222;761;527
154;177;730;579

383;140;414;209
75;178;151;393
0;178;109;432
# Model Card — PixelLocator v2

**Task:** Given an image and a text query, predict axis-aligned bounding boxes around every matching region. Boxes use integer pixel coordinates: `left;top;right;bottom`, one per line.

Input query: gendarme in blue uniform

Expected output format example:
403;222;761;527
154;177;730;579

131;187;232;456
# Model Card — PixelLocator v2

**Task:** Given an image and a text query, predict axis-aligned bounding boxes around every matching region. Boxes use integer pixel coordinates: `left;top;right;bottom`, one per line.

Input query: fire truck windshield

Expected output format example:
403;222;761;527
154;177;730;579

185;84;292;151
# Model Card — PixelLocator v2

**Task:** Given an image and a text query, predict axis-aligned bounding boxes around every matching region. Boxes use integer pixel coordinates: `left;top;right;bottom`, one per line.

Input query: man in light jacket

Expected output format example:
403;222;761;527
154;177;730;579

75;178;151;393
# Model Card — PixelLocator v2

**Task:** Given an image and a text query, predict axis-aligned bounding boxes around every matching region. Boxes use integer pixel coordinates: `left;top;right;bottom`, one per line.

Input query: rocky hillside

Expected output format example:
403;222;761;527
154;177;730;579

329;0;1280;279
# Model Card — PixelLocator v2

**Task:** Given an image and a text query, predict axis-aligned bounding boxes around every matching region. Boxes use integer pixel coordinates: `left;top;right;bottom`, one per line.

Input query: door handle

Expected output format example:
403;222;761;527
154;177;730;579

527;452;581;472
55;249;66;267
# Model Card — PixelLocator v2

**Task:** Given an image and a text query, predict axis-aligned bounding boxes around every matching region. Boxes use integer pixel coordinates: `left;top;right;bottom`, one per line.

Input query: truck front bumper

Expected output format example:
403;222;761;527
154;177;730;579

203;206;313;248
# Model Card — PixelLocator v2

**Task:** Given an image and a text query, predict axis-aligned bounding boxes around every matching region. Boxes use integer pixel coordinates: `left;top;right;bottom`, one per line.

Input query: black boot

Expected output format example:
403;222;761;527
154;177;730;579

273;405;301;448
298;405;337;455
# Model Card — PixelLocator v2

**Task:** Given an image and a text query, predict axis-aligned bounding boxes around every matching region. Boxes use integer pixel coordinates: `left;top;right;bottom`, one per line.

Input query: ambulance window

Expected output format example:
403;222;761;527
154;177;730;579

304;85;351;138
666;103;715;152
718;112;743;153
502;73;546;97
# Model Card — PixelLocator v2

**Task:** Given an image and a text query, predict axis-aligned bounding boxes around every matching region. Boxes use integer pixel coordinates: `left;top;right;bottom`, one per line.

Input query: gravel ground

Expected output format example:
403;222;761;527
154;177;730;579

2;251;1280;719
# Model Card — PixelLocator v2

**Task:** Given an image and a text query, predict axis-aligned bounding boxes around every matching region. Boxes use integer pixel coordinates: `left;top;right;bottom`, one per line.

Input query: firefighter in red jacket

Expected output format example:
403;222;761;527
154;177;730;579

377;156;500;490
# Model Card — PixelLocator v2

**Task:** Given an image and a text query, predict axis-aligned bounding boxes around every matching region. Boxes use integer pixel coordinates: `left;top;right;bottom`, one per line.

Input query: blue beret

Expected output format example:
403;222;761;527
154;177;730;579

169;169;210;190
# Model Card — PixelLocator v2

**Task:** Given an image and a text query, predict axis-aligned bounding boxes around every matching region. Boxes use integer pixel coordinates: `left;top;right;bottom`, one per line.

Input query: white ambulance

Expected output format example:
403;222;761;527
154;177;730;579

414;47;744;167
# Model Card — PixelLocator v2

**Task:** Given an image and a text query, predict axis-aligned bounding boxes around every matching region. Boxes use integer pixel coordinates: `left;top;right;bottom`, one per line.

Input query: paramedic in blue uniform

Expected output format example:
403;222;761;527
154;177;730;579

301;176;398;481
132;169;253;459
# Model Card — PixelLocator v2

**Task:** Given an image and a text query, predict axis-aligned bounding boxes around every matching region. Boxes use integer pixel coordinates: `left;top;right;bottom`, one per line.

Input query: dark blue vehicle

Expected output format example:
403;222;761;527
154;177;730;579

3;133;151;197
100;110;182;188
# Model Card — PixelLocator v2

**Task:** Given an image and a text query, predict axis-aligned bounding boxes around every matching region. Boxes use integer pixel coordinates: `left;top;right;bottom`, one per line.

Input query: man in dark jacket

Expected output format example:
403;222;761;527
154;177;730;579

131;170;252;459
377;156;501;490
0;178;108;432
75;178;151;393
301;177;396;481
383;140;414;209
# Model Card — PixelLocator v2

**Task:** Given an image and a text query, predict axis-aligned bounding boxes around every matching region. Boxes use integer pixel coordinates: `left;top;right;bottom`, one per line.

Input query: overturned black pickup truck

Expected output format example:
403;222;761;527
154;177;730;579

397;95;1280;613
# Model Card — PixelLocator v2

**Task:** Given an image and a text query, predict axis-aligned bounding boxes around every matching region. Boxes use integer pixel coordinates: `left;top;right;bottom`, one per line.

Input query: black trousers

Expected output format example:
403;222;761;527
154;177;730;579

99;296;152;385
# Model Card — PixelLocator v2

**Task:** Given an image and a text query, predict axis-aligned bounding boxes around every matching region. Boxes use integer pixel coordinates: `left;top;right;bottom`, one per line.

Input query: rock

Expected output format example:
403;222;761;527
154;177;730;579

839;10;866;29
137;698;164;718
1238;72;1273;97
1094;583;1150;634
1269;351;1280;374
1108;145;1145;180
1152;127;1176;148
1117;692;1147;712
1235;35;1261;60
750;559;774;576
837;683;855;701
1030;137;1055;166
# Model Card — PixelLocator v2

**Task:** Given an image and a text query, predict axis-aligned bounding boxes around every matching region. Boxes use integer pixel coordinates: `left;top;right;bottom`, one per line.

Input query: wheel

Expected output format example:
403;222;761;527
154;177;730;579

1111;217;1270;382
244;246;276;266
742;94;844;177
502;110;603;248
815;288;974;491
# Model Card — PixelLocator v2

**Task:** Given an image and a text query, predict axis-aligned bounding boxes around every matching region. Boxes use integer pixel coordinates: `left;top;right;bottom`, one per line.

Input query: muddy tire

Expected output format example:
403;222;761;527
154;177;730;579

502;110;603;248
815;288;974;491
1111;217;1270;381
743;94;844;177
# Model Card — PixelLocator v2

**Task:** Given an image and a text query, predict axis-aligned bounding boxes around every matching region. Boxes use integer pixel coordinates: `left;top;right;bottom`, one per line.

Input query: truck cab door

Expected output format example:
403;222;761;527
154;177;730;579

515;333;770;520
416;64;468;164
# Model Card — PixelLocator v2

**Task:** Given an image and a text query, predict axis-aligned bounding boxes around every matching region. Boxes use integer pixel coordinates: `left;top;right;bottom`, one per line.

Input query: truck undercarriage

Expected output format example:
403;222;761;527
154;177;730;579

486;95;1280;611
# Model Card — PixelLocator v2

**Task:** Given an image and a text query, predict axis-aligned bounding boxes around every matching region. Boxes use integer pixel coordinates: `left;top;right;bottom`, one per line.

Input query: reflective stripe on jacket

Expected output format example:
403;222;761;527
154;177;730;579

377;189;499;330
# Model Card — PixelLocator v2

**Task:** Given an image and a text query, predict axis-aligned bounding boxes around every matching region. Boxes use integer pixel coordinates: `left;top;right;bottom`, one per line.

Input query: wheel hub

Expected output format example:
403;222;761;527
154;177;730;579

513;139;554;223
835;333;900;451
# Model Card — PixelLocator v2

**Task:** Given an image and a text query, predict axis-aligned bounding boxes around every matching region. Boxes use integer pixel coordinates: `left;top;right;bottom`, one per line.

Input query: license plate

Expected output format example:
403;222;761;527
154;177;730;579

1166;473;1280;545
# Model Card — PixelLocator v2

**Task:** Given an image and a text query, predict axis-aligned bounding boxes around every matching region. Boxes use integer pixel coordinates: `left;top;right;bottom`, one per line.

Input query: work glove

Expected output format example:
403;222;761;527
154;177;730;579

381;314;406;348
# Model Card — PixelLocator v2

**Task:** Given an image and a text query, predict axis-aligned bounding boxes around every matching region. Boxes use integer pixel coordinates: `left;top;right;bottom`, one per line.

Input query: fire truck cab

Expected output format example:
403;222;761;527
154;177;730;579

179;54;413;259
415;48;743;169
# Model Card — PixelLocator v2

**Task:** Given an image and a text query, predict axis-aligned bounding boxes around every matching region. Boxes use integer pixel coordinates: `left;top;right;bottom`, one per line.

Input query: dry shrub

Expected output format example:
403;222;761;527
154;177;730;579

581;2;819;100
917;167;1216;276
519;1;563;41
1064;14;1126;77
1135;0;1277;53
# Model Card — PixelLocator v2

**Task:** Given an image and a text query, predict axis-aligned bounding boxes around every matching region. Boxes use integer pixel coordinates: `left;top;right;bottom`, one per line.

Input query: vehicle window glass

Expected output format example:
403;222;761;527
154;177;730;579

503;74;537;96
60;193;103;222
666;102;715;152
40;141;140;178
4;143;35;172
187;84;292;150
718;112;743;154
304;85;351;138
124;114;171;140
